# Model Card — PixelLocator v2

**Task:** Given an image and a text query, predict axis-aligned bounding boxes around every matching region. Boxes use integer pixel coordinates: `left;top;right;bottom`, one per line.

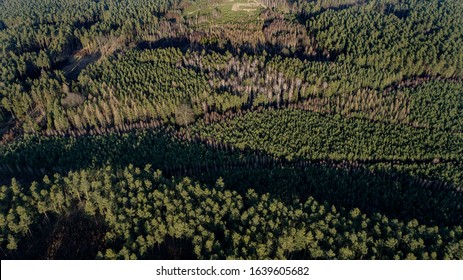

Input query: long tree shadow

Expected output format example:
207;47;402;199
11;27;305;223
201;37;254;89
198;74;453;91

135;35;330;62
0;128;462;227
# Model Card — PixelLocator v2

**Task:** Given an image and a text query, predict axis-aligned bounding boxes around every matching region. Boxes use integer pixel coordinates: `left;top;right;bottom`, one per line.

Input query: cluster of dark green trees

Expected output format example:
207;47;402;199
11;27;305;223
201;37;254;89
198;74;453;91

188;107;463;193
4;47;462;136
2;0;463;137
1;129;462;229
190;109;463;162
0;0;181;135
1;0;463;260
2;165;463;259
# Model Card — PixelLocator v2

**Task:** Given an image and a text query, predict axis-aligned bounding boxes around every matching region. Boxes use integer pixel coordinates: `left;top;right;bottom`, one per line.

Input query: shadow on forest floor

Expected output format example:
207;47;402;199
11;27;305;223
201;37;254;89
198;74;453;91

1;128;462;228
60;51;101;81
4;207;195;260
135;36;332;62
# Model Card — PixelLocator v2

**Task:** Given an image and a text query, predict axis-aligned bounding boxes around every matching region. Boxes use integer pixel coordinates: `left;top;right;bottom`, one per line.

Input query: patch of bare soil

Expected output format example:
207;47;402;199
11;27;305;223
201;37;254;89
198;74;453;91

232;1;265;12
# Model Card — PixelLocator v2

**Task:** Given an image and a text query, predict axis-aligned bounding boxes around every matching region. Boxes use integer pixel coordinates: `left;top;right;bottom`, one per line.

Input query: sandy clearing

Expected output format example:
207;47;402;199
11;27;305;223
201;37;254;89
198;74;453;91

232;2;265;12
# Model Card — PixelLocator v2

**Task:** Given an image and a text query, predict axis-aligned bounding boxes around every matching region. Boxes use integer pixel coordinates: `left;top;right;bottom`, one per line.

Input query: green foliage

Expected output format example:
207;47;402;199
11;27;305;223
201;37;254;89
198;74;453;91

190;109;463;162
1;165;462;259
306;0;463;78
406;81;463;131
0;0;462;260
1;128;462;228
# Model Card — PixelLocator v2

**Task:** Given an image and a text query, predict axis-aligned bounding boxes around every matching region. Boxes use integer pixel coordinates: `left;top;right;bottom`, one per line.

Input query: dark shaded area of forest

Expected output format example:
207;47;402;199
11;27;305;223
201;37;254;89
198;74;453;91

1;0;463;260
1;129;462;240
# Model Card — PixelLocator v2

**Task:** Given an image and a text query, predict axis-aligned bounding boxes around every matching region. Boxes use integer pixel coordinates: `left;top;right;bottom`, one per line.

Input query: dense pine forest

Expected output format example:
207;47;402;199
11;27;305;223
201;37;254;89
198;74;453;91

1;0;462;259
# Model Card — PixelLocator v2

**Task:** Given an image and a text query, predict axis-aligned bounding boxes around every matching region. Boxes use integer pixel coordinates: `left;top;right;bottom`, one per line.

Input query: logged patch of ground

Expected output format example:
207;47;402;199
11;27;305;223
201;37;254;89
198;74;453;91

62;51;101;80
231;1;265;12
182;0;266;24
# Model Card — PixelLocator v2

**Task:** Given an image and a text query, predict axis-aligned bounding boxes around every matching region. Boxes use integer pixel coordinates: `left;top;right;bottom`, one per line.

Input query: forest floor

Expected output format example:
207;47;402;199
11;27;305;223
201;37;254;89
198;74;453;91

62;51;101;80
